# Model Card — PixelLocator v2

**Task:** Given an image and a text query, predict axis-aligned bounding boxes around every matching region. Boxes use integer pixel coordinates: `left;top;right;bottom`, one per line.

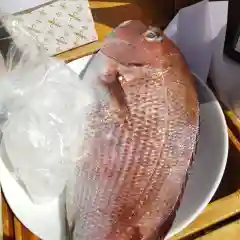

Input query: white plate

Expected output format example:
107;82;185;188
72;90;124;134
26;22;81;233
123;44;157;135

0;55;228;240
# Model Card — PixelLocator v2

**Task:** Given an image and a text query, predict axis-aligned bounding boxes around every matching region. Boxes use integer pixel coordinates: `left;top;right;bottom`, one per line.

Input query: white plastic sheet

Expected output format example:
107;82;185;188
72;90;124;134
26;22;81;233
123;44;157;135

164;0;212;82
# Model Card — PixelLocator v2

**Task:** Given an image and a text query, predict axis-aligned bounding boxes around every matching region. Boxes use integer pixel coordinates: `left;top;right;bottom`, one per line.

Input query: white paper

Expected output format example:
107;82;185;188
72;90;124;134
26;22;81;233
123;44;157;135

0;0;52;14
164;0;240;117
208;1;228;39
164;14;178;44
164;0;212;82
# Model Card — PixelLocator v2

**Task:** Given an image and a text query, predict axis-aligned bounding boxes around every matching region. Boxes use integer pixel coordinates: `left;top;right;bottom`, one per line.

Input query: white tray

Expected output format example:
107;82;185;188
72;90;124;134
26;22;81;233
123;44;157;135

0;55;228;240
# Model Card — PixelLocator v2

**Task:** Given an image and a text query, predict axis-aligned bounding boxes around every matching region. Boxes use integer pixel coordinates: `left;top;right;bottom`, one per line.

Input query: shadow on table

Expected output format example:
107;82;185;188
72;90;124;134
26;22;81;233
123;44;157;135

3;235;14;240
91;3;143;29
212;138;240;201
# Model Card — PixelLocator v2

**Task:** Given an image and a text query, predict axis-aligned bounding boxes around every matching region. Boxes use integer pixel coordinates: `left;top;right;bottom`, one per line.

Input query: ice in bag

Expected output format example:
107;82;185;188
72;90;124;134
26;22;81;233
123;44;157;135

0;15;98;203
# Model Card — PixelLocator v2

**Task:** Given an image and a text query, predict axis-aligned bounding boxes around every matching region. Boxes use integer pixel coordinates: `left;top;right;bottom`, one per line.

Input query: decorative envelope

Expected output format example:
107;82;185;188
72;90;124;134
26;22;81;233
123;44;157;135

5;0;98;55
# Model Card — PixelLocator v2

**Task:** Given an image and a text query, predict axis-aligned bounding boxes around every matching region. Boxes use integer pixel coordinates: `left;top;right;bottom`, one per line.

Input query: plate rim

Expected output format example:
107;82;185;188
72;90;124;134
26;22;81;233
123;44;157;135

166;72;229;238
0;57;229;239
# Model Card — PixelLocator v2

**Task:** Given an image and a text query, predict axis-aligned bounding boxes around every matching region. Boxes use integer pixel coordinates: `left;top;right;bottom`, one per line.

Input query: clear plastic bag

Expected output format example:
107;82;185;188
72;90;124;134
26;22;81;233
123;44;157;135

0;15;99;204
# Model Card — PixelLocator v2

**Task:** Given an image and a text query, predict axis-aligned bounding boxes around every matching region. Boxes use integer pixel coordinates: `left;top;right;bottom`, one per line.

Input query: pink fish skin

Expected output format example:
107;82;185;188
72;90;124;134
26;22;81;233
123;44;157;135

66;20;199;240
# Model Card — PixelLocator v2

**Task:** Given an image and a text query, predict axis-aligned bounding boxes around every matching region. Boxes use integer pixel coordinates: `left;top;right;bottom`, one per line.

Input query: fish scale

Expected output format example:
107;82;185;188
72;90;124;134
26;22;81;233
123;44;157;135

66;20;199;240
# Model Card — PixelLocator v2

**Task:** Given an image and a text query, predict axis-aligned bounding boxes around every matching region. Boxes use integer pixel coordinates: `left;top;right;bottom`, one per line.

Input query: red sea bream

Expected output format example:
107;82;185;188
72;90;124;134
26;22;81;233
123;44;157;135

66;20;199;240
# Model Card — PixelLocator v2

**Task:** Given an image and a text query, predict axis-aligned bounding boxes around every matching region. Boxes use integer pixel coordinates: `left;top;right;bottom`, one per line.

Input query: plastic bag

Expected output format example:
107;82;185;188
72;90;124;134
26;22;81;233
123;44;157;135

0;15;100;204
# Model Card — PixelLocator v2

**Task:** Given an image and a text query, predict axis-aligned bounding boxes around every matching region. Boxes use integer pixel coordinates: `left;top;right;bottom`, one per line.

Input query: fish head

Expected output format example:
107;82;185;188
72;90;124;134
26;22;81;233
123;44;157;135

99;20;186;117
101;20;180;70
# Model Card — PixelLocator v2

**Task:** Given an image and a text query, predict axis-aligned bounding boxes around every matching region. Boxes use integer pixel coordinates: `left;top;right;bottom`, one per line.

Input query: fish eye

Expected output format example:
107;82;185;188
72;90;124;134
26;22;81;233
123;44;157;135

144;29;163;42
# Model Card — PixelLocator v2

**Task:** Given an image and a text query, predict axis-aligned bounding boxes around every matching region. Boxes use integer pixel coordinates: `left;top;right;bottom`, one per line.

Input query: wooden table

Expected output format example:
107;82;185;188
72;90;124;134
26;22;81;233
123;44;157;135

3;0;240;239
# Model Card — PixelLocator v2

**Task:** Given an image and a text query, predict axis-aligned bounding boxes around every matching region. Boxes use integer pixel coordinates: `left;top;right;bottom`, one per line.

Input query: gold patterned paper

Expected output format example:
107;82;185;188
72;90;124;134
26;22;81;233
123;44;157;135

6;0;97;55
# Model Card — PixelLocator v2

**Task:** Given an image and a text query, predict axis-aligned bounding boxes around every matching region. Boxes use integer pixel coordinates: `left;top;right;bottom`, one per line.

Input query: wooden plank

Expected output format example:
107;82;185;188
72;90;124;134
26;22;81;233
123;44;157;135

14;217;40;240
90;1;131;8
196;219;240;239
13;217;22;240
225;111;240;131
169;190;240;239
225;111;240;144
2;195;14;239
56;40;103;62
228;128;240;152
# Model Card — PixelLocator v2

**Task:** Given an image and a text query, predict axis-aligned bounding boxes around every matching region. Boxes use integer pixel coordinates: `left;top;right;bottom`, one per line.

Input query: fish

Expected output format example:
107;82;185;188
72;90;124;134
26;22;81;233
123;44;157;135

66;20;199;240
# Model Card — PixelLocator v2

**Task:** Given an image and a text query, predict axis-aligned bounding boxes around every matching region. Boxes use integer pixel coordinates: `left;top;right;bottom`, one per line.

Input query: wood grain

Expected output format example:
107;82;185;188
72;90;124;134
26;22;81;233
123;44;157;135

170;190;240;239
57;41;103;62
225;111;240;143
229;128;240;152
14;217;40;240
195;219;240;240
2;195;14;239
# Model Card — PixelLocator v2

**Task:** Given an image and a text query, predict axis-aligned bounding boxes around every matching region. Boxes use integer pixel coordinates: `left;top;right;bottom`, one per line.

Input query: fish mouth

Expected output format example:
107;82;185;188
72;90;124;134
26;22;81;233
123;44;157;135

101;21;164;67
101;39;148;67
